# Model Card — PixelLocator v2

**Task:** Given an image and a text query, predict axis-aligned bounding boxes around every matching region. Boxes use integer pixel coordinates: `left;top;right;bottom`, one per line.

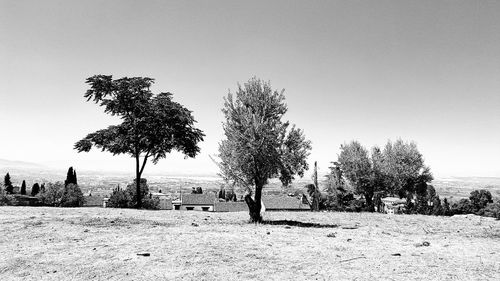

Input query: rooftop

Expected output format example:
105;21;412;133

262;195;310;211
181;194;216;205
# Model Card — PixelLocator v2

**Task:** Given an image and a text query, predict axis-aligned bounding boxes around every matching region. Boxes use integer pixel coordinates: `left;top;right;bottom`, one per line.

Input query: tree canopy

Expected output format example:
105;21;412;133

74;75;204;207
338;141;374;208
216;77;311;222
335;139;432;211
381;139;433;198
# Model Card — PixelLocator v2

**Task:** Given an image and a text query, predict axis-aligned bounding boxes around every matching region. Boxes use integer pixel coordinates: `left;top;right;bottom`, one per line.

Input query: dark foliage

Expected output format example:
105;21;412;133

65;167;78;186
31;183;40;196
107;179;159;210
20;180;27;195
4;173;13;194
107;186;131;208
469;190;493;213
61;183;85;207
191;187;203;194
442;198;452;216
451;198;475;215
482;201;500;219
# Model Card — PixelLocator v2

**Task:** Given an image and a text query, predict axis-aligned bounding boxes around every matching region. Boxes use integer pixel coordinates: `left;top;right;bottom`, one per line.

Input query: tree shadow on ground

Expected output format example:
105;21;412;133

261;220;339;228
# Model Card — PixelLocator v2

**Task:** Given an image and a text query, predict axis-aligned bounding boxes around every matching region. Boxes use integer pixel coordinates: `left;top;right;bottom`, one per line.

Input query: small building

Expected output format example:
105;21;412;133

262;195;311;211
180;194;216;211
172;199;182;210
380;197;406;214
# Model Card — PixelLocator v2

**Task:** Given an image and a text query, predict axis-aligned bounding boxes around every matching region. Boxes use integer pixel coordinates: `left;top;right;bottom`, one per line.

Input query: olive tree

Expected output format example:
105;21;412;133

75;75;204;208
216;77;311;222
338;141;374;209
381;139;433;198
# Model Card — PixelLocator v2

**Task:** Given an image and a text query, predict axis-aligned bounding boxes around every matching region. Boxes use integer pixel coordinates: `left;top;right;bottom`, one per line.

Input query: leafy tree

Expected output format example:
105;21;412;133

469;190;493;212
31;183;40;196
61;183;85;207
338;141;375;209
216;77;311;222
20;180;27;195
74;75;204;208
323;161;349;210
381;139;433;198
4;173;13;194
65;167;77;187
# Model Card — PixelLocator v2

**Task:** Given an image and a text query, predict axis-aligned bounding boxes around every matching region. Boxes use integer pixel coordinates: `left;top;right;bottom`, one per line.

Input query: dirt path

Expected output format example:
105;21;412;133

0;207;499;280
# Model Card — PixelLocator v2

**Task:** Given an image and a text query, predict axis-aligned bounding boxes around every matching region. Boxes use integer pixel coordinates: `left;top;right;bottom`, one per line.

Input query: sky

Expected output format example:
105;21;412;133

1;0;499;178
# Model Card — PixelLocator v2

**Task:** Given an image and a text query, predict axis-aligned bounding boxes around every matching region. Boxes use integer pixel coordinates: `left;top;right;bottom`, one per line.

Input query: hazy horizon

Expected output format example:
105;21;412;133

2;0;499;178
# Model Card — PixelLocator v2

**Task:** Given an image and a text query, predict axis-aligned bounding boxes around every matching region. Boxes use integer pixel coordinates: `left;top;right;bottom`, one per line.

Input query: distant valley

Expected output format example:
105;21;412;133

1;159;499;201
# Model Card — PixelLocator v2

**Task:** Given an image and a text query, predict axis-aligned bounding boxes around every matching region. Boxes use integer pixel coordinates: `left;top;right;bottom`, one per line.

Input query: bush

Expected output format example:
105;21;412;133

0;193;13;206
142;196;160;210
108;179;159;210
37;182;64;206
482;201;500;219
61;183;85;207
126;178;149;208
107;187;131;208
344;198;365;212
451;198;475;215
469;190;493;212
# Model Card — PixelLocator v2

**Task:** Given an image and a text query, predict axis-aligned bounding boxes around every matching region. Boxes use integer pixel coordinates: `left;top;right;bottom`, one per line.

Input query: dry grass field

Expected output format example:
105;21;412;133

0;206;499;280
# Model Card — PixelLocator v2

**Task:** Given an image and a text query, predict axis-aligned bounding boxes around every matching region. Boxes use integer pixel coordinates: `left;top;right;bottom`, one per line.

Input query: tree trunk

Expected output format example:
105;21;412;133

135;153;142;209
245;184;263;223
313;162;320;211
364;191;374;212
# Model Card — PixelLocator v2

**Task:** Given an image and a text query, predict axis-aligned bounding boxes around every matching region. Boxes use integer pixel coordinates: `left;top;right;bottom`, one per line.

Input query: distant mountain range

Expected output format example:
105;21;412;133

0;158;47;170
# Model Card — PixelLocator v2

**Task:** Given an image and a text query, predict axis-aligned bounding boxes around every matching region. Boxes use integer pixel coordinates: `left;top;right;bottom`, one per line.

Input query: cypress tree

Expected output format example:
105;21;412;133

65;167;77;186
20;180;27;195
31;183;40;196
4;173;13;194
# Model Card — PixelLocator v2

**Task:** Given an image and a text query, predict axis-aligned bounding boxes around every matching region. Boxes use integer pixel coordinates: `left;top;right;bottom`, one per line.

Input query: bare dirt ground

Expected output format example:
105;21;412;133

1;207;499;280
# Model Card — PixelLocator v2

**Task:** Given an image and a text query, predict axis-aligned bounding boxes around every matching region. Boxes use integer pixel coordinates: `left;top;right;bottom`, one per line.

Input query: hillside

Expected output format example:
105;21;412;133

0;207;498;280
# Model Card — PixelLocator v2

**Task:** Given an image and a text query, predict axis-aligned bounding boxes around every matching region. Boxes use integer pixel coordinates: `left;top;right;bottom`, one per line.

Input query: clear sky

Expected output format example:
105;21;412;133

1;0;499;178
